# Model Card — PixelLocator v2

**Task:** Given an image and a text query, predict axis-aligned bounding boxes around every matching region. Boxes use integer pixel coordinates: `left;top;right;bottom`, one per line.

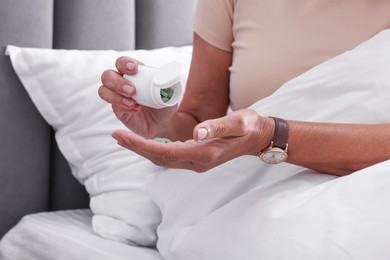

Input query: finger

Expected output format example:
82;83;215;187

100;69;136;98
112;105;141;122
112;104;141;116
113;130;187;159
194;112;251;141
99;85;139;110
112;130;215;172
115;56;144;76
112;130;177;166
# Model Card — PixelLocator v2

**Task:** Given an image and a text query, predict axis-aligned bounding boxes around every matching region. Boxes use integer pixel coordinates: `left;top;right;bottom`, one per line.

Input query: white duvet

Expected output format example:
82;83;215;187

151;29;390;260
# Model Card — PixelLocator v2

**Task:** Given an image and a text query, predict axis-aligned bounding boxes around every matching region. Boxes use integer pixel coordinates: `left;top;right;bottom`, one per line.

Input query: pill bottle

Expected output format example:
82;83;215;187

123;62;183;109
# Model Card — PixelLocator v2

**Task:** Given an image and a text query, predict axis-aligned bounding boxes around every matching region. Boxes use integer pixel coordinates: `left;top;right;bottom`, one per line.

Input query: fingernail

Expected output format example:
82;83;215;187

112;134;123;143
126;62;136;71
122;85;133;95
197;128;208;141
122;98;134;107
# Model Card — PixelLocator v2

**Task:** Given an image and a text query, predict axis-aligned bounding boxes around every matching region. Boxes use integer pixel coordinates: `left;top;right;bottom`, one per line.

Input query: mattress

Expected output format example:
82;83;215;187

0;209;162;260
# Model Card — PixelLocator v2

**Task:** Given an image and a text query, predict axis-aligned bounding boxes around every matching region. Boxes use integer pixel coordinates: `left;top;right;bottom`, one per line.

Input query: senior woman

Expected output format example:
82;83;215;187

99;0;390;176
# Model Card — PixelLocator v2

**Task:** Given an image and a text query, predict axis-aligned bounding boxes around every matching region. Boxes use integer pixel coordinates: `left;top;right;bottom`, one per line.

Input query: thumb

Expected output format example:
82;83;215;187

193;112;249;142
115;56;144;75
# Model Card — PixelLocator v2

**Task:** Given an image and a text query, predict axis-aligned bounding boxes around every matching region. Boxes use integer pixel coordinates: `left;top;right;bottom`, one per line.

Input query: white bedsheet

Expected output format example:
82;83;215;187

0;210;162;260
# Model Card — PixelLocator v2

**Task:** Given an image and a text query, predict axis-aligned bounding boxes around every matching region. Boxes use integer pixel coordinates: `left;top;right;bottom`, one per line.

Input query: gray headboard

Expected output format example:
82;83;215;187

0;0;196;238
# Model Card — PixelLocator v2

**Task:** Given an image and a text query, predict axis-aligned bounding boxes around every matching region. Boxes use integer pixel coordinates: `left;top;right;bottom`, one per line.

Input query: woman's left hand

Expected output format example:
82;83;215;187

112;109;275;173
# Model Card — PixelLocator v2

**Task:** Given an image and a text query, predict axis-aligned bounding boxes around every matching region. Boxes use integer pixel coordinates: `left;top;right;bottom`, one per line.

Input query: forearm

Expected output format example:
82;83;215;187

287;120;390;176
156;33;232;142
156;111;199;141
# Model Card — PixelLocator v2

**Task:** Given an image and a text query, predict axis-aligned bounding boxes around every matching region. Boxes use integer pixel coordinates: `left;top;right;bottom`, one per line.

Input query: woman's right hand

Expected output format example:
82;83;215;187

99;56;177;139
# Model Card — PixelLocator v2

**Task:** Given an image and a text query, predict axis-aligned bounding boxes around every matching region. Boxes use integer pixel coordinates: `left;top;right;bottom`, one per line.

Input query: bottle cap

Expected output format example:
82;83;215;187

123;62;183;109
153;62;182;89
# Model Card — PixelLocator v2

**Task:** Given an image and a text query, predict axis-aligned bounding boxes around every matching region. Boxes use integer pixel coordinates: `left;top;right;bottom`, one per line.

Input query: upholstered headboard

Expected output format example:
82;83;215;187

0;0;196;238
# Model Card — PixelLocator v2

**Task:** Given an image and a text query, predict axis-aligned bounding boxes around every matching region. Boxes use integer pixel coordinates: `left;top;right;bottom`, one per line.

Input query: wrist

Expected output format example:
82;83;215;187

259;117;289;164
249;114;275;156
260;116;276;152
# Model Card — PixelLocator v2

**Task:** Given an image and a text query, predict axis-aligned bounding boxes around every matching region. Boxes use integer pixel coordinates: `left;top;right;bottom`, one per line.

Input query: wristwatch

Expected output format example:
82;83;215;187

259;117;289;164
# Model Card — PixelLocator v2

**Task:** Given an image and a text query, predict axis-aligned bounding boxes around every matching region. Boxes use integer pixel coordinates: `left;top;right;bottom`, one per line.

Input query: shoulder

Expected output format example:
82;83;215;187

196;0;237;17
193;0;236;51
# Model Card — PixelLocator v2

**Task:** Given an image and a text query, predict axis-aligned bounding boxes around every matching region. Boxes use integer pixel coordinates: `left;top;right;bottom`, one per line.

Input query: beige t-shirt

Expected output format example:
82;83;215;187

193;0;390;110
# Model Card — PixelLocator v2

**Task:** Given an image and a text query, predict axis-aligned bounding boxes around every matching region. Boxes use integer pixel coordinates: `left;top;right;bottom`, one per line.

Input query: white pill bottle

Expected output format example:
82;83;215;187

123;62;183;109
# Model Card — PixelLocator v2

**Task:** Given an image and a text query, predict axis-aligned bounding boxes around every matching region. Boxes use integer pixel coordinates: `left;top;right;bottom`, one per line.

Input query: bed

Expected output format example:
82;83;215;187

1;1;390;260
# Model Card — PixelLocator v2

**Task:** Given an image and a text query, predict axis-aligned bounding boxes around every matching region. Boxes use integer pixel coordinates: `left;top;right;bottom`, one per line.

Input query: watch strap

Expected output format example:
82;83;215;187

271;117;288;150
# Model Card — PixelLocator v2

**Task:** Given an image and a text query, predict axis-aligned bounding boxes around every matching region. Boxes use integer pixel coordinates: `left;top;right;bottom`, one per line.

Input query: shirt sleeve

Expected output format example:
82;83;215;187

193;0;235;52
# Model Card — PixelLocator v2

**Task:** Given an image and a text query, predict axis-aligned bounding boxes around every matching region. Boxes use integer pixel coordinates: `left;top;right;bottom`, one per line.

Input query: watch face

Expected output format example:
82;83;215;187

260;148;288;164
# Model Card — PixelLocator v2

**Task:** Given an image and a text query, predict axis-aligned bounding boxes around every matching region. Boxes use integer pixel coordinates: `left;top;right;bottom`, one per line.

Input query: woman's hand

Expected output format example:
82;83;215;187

111;109;275;173
99;56;177;138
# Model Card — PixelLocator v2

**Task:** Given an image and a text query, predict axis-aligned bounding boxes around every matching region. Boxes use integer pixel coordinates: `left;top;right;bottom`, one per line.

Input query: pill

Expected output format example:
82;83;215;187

153;137;172;143
160;87;174;103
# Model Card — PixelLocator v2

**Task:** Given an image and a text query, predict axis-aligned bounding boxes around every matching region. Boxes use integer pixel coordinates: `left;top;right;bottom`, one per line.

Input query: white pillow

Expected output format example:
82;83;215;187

5;45;192;246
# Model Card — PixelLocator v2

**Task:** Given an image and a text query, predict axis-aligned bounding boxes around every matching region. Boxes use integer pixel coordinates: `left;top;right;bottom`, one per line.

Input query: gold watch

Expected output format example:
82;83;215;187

259;117;289;164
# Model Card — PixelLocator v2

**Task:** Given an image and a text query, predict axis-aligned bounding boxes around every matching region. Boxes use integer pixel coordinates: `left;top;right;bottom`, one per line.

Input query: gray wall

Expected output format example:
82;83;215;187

136;0;196;49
